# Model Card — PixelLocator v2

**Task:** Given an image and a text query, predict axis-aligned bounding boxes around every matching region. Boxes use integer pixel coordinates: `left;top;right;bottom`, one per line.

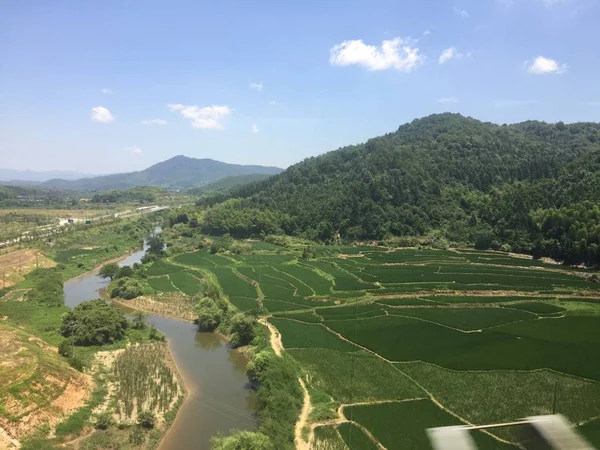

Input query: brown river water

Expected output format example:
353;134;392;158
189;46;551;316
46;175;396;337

62;233;256;449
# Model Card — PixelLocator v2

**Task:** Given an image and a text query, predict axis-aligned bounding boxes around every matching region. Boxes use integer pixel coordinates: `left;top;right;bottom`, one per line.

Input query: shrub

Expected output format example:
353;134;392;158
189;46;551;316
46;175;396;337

68;355;85;371
129;425;145;445
131;311;147;330
210;234;234;254
94;412;112;430
26;268;63;306
211;431;274;450
137;411;156;429
58;339;73;358
148;325;165;341
110;277;143;299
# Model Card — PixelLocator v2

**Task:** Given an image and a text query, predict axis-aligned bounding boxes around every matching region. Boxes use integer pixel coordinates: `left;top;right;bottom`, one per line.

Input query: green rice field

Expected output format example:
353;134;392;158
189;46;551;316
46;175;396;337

141;243;600;449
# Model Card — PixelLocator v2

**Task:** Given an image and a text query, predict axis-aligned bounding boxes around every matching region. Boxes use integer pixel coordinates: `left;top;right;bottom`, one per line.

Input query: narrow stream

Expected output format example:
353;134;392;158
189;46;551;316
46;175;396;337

62;230;257;449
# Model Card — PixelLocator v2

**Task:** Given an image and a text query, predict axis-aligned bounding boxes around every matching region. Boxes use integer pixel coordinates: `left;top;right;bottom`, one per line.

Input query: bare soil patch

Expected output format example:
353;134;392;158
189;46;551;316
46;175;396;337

0;249;56;285
0;327;92;443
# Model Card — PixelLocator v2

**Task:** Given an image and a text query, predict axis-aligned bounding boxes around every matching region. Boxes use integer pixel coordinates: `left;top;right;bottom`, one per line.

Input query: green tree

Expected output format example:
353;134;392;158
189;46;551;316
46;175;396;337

99;263;120;280
131;311;147;330
195;297;223;331
60;299;128;346
118;265;134;278
146;236;165;256
229;313;256;348
211;431;274;450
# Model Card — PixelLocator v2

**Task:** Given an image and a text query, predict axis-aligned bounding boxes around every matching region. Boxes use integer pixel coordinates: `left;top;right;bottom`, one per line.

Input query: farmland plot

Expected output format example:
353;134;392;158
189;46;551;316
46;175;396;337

168;271;203;296
147;276;177;292
344;400;518;450
209;267;257;298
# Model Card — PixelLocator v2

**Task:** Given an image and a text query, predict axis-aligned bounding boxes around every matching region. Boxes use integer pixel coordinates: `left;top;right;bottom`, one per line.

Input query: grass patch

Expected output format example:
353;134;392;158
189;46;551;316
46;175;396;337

168;271;202;296
210;267;257;298
501;302;566;314
289;348;423;403
228;296;259;311
273;311;322;323
147;276;177;293
399;362;600;438
278;264;332;296
325;315;600;380
144;260;183;276
389;307;535;331
269;318;357;352
337;422;378;450
344;399;517;450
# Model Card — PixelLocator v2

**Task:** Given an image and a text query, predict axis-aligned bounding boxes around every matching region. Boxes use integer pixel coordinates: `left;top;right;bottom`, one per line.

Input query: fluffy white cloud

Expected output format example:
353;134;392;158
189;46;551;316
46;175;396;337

141;119;167;126
439;97;459;103
454;6;469;17
329;37;423;72
101;88;112;94
249;82;263;91
439;47;466;64
252;124;259;133
527;56;567;74
168;104;232;129
128;146;142;154
91;106;114;123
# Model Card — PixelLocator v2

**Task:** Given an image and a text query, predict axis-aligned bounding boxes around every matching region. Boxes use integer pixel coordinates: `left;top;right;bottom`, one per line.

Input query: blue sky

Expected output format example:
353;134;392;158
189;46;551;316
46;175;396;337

1;0;599;173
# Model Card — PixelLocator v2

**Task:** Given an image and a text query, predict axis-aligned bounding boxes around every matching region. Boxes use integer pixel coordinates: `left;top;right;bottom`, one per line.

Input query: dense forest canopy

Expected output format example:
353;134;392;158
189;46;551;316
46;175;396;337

197;113;600;265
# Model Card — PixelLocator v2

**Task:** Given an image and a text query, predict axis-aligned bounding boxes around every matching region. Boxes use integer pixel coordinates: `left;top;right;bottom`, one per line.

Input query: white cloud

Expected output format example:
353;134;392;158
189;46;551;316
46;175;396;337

439;47;466;64
439;97;459;103
128;146;142;154
101;88;112;94
252;124;259;133
141;119;167;126
423;30;431;36
249;81;263;91
527;56;567;74
454;6;469;17
168;104;232;129
329;37;423;72
91;106;114;123
269;100;277;105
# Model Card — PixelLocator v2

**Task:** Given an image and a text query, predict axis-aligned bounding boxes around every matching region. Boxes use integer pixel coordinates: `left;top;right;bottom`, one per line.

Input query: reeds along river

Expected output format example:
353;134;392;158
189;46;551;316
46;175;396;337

62;230;256;449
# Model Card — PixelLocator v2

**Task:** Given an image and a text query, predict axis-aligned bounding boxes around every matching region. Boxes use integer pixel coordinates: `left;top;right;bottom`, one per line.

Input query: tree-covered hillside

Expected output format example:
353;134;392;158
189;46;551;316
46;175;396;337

199;113;600;265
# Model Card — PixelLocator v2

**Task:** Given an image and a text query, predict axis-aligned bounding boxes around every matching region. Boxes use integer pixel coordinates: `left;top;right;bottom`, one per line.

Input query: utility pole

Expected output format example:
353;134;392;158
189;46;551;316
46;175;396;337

552;380;558;415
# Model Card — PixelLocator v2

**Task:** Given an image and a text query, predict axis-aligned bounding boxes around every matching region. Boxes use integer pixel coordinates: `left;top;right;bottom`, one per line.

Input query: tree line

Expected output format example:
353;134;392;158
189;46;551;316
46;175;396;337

192;113;600;266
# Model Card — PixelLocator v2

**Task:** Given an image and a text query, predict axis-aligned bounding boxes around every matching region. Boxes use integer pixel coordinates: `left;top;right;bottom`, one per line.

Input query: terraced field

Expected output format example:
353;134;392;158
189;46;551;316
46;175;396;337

141;244;600;448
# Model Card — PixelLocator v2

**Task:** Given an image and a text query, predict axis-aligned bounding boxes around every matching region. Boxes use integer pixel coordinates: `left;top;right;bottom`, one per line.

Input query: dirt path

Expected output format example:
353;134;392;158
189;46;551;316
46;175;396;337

261;319;312;449
295;378;312;450
261;319;283;357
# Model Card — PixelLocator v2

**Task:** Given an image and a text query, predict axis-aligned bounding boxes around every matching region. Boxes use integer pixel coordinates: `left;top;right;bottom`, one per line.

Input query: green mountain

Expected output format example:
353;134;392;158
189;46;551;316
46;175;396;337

200;113;600;265
186;173;275;195
40;156;283;191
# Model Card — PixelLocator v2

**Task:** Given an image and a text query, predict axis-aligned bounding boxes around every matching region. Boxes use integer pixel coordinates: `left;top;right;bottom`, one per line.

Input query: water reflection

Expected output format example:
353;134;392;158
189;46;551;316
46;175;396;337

195;331;223;351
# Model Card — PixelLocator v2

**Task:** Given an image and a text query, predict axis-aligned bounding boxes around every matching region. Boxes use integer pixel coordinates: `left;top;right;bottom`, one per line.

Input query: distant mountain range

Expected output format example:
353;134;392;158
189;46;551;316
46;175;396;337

7;156;283;191
0;169;96;184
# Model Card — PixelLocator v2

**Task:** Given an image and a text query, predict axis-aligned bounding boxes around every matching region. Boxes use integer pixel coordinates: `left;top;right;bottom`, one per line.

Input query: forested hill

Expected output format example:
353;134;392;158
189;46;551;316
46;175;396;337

199;113;600;265
39;156;283;191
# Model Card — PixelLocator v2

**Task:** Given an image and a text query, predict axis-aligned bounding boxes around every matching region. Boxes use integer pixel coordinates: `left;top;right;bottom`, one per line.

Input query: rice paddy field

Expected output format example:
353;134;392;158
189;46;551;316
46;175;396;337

141;243;600;449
